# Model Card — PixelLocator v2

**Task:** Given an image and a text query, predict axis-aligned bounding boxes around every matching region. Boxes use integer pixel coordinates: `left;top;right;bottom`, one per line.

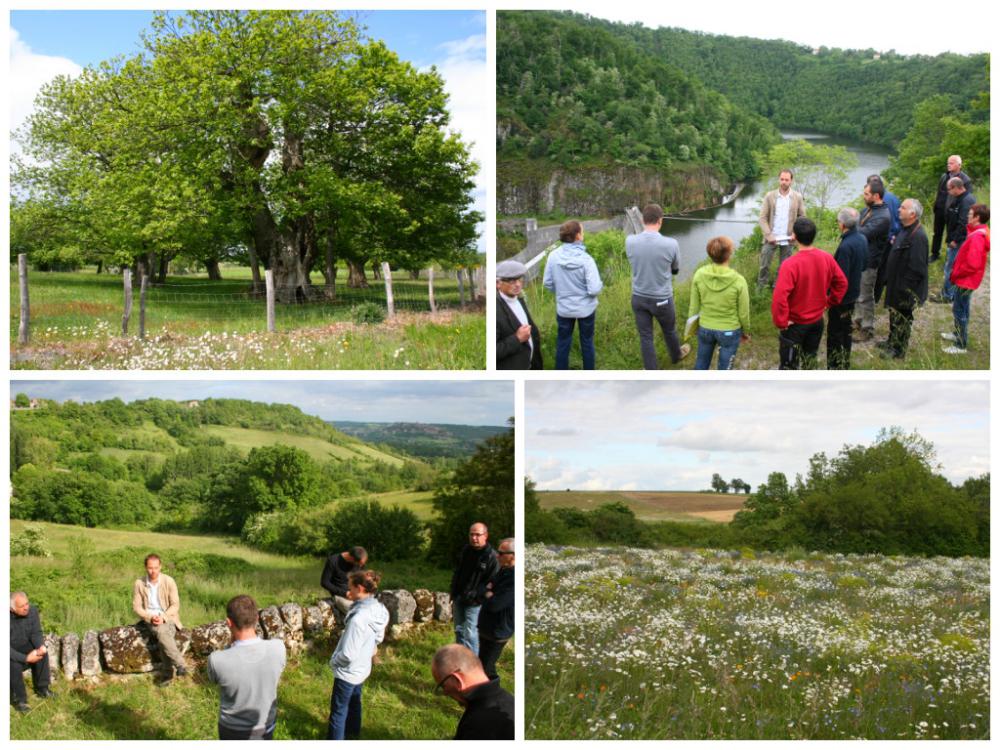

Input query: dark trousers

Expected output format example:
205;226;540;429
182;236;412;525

888;305;915;357
826;302;855;370
778;320;824;370
477;635;509;681
218;723;275;740
631;294;681;369
555;313;596;369
931;210;946;259
10;655;50;705
327;678;363;740
952;287;973;349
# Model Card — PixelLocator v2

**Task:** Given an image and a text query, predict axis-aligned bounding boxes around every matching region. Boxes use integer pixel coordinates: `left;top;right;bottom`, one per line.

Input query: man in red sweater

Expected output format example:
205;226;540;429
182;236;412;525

771;217;848;369
943;203;990;354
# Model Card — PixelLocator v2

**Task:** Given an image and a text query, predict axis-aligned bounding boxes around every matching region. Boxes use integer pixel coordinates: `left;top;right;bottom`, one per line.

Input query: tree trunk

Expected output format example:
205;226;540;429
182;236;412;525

205;259;222;280
371;262;382;280
96;260;104;274
409;269;420;280
347;261;369;288
248;244;263;292
18;254;29;344
322;232;337;300
157;254;169;284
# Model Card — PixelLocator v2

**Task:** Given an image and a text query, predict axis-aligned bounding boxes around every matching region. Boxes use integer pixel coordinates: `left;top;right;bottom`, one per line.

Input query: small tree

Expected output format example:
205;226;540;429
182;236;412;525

760;140;859;212
711;473;730;493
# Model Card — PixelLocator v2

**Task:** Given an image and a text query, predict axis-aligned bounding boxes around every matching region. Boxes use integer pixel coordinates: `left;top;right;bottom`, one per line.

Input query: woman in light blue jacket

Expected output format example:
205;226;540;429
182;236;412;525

543;220;604;369
327;570;389;740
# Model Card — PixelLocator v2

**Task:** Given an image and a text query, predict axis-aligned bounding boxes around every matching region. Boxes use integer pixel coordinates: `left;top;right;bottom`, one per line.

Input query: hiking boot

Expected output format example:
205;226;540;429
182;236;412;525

35;688;53;699
677;343;691;362
942;345;968;355
940;332;958;343
13;702;30;713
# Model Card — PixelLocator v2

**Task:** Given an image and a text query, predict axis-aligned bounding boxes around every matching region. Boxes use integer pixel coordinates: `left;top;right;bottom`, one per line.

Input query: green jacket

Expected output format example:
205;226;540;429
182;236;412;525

688;263;750;332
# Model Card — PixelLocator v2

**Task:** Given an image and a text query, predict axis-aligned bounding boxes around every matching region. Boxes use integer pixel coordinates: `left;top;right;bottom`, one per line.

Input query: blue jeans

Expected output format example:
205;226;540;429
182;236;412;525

327;679;363;740
555;312;596;369
952;287;973;348
941;244;959;301
694;327;741;370
453;601;481;655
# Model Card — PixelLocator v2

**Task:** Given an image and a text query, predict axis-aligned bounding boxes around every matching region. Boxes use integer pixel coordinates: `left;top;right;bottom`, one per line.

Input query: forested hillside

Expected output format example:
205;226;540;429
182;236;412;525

334;421;508;458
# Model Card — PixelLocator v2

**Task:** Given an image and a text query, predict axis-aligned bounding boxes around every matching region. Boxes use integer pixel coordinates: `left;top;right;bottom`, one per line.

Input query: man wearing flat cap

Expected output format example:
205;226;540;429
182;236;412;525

496;259;542;369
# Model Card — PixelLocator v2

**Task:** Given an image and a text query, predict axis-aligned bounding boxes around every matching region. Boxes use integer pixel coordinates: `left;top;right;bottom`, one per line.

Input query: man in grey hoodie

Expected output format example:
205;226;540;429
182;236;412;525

543;220;603;369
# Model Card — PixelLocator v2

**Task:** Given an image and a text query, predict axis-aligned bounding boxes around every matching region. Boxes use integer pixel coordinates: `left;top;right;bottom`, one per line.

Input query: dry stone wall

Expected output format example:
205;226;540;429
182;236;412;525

46;590;451;680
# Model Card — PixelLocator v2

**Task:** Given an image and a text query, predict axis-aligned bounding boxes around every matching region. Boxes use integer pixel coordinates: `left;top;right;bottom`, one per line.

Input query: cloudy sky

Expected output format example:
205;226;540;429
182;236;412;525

552;1;987;55
11;380;512;426
9;10;488;245
526;380;989;491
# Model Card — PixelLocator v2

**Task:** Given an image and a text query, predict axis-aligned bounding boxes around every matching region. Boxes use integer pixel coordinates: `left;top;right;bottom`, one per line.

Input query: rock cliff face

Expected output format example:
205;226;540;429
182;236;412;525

498;161;731;217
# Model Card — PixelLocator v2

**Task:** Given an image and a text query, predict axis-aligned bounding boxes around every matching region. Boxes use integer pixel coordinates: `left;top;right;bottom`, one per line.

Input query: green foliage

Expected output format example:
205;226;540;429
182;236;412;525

10;525;52;558
12;468;156;528
587;502;651;545
351;301;387;325
759;140;859;211
325;500;425;561
429;425;515;565
15;392;30;407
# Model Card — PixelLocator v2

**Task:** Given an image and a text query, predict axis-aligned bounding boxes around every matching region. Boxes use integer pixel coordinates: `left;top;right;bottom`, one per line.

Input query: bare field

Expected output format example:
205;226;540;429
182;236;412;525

538;490;746;523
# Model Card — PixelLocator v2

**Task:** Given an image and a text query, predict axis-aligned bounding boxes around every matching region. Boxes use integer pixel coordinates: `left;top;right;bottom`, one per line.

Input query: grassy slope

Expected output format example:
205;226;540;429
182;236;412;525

10;521;452;635
371;490;437;521
539;490;746;522
201;425;406;467
524;192;990;370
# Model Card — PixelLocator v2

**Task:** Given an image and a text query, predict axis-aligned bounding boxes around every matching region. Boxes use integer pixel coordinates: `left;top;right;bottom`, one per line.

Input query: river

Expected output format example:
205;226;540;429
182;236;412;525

664;132;892;283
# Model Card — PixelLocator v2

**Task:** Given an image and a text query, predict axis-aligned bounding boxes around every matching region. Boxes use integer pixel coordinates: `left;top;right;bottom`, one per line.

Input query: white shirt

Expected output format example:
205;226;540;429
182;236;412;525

146;578;163;616
773;192;792;243
500;292;533;354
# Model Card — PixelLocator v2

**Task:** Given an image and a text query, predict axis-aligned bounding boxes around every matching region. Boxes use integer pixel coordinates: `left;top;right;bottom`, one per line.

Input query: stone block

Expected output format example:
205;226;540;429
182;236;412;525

190;620;231;656
258;606;286;642
433;592;452;622
379;590;416;625
80;630;101;677
61;633;80;680
98;624;190;674
412;589;434;623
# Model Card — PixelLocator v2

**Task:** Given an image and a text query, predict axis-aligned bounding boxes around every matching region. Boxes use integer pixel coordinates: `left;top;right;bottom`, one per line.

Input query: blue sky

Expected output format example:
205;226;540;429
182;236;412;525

526;381;989;491
10;380;512;426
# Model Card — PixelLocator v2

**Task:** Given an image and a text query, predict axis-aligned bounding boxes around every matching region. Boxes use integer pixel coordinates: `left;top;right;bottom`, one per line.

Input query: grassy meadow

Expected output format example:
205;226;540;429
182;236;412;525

201;425;406;467
526;544;989;740
524;200;990;370
539;490;746;523
10;521;514;739
11;265;485;369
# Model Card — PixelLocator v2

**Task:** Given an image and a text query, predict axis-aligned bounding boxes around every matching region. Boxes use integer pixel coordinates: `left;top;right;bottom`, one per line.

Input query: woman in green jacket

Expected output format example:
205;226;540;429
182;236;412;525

689;236;751;369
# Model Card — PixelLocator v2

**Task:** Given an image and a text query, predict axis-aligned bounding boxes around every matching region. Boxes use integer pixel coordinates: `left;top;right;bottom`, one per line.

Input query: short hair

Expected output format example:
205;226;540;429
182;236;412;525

498;537;515;550
949;154;963;166
348;569;381;593
904;199;924;220
10;592;27;608
837;207;859;229
144;553;161;566
971;204;990;224
792;217;817;246
779;169;794;180
641;204;664;225
866;177;885;199
432;643;482;677
349;546;368;563
469;521;488;533
226;595;259;630
558;220;583;244
705;236;734;264
947;177;966;190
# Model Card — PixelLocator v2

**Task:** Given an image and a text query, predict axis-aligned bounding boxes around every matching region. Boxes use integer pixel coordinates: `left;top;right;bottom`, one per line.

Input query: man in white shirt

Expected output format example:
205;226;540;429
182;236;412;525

758;169;807;289
132;553;188;685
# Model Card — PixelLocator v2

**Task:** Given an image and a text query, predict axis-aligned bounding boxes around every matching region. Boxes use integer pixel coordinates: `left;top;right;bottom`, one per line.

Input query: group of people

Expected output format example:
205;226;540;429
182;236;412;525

11;539;515;741
496;156;988;369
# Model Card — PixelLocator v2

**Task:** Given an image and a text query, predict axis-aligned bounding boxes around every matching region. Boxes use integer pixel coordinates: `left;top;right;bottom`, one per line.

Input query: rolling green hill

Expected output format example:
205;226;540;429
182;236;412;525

202;425;405;466
333;421;508;459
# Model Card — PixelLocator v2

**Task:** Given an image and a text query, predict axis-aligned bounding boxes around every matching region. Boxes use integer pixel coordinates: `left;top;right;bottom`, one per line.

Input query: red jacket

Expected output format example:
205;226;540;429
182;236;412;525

950;223;990;290
771;248;848;328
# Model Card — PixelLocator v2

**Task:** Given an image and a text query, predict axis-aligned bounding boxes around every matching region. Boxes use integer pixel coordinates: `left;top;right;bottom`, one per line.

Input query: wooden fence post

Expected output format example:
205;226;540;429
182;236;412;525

122;269;133;335
456;269;466;306
469;267;480;300
265;269;276;333
427;266;437;313
381;262;395;318
138;274;148;340
18;254;29;345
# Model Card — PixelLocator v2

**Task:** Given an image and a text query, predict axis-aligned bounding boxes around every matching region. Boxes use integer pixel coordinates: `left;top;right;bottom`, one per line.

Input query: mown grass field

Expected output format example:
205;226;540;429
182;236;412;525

539;490;746;523
526;544;989;740
524;194;990;370
10;521;513;739
201;425;405;467
11;265;485;369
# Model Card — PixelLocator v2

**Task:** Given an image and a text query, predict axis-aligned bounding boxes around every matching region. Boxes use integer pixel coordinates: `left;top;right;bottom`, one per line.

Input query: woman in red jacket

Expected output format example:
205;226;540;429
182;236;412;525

943;204;990;354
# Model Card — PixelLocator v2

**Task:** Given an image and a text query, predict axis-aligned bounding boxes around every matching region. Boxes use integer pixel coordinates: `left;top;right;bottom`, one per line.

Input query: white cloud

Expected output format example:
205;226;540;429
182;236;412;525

9;28;81;142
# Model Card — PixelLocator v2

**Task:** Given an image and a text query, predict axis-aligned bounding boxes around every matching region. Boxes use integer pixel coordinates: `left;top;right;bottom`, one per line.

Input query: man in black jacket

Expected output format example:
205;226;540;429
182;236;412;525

852;178;892;342
828;208;868;369
10;592;52;713
320;547;367;600
496;259;542;369
476;538;515;680
933;178;977;303
450;522;499;656
880;198;929;359
931;155;973;261
432;644;514;740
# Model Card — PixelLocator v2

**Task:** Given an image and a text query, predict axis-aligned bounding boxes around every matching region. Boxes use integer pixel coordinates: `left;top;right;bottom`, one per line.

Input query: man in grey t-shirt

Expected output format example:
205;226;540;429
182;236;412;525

207;595;287;740
625;203;691;368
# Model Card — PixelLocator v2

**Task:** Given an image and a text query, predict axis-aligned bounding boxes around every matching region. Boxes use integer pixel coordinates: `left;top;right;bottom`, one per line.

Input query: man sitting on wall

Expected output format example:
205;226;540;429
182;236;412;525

133;553;188;685
10;591;52;713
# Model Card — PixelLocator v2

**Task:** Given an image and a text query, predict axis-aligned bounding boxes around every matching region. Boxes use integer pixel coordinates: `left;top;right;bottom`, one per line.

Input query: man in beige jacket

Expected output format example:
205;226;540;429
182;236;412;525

758;169;807;289
133;553;187;684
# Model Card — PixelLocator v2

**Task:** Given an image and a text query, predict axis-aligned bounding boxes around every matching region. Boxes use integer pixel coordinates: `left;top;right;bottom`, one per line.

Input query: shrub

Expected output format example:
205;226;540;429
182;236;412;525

327;500;425;561
351;302;387;325
10;525;52;558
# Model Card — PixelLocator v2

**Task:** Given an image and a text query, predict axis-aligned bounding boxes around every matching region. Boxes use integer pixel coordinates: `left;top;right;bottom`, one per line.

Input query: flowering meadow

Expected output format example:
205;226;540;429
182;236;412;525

526;544;989;739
